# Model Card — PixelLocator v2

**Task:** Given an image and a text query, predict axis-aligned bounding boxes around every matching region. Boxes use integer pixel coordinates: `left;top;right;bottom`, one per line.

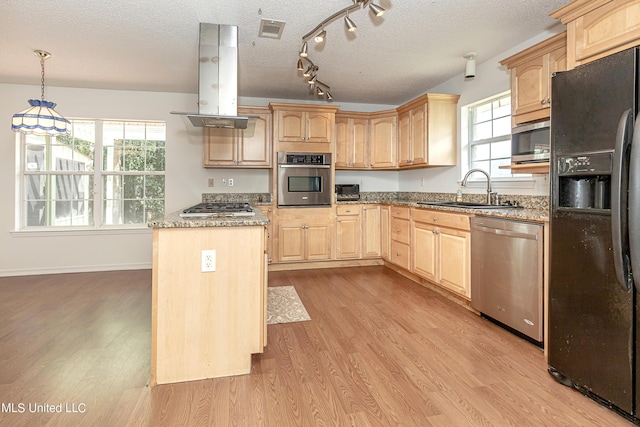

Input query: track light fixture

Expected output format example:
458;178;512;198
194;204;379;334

296;0;387;101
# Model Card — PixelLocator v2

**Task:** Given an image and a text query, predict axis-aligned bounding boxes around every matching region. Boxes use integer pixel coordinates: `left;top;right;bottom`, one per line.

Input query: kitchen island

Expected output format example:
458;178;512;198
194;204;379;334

148;208;269;385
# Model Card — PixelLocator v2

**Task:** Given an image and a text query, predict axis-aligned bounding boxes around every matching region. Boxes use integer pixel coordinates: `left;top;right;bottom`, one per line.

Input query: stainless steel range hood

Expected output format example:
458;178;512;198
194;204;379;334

172;23;256;135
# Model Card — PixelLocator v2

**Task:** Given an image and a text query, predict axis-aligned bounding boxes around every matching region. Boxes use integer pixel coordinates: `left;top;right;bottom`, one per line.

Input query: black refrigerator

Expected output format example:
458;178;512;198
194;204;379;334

549;46;640;423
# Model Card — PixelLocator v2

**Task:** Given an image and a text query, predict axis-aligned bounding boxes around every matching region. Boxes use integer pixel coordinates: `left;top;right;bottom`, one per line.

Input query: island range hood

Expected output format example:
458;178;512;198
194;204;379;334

172;23;256;135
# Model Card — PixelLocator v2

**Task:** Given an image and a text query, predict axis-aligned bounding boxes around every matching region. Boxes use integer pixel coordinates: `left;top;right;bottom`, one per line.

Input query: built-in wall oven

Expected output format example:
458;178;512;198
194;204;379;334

277;152;332;207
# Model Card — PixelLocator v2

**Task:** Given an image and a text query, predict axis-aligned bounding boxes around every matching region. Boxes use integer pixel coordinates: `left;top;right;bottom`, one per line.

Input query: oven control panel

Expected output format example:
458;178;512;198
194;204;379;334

278;152;331;165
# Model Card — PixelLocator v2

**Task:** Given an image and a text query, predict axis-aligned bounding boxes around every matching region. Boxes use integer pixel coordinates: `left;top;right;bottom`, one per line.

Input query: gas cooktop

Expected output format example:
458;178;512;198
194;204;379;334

179;202;255;218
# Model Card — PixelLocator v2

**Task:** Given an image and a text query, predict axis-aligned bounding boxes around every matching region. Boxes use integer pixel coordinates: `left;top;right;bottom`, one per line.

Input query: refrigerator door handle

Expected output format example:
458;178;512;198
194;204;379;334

612;109;633;292
629;114;640;291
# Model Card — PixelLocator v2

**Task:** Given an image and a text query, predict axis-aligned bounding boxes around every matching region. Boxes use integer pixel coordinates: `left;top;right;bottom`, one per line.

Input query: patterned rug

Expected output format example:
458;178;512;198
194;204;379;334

267;286;311;325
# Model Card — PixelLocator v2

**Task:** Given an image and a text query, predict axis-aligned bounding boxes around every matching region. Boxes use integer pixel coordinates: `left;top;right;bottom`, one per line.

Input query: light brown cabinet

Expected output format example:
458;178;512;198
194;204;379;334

411;208;471;298
500;32;567;126
272;106;334;143
362;205;381;258
335;205;362;259
275;208;333;263
257;206;273;263
396;93;460;168
203;107;272;168
552;0;640;69
389;206;411;270
369;111;398;169
335;113;368;169
380;205;391;260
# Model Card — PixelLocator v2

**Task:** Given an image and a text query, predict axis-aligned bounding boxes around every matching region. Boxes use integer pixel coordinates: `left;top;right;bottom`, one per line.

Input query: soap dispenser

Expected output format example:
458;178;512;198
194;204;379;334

456;187;463;202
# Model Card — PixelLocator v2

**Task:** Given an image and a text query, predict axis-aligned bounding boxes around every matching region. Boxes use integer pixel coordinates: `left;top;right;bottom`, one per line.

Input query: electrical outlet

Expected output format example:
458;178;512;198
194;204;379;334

201;250;216;272
228;178;234;187
208;178;214;187
221;178;227;187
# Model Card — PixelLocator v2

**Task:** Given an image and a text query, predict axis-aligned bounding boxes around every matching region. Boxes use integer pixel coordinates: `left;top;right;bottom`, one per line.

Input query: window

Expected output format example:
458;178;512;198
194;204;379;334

466;93;513;178
20;119;165;229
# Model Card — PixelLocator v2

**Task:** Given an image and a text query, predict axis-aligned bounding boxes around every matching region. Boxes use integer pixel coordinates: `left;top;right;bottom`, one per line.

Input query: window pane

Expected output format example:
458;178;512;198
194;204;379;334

123;175;144;199
145;175;165;199
473;122;492;141
471;159;490;171
146;147;165;172
471;143;491;161
491;157;513;178
145;199;165;222
123;200;144;224
24;174;93;226
493;97;511;118
474;103;492;123
124;122;146;145
491;139;511;159
493;116;511;137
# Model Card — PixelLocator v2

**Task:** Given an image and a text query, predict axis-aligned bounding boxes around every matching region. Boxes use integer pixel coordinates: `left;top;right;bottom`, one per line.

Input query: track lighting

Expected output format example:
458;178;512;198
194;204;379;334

315;29;326;43
296;0;387;101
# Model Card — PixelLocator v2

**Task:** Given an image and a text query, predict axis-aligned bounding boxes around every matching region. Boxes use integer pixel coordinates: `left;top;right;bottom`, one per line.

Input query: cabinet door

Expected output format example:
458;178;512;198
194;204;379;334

380;206;391;260
410;106;426;166
258;206;273;263
334;118;350;168
512;55;549;118
277;110;305;142
306;224;332;260
412;222;437;282
238;113;271;166
307;112;332;143
370;115;397;168
278;224;305;262
362;205;381;258
439;228;470;297
203;129;237;166
351;118;368;168
398;112;412;167
336;216;361;259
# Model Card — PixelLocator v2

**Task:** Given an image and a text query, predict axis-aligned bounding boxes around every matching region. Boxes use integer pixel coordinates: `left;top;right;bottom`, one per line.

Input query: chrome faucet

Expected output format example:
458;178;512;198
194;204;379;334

461;168;493;204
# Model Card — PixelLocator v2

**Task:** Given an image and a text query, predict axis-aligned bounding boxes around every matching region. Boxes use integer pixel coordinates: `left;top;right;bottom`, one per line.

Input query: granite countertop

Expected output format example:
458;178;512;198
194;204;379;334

394;202;548;223
148;207;270;229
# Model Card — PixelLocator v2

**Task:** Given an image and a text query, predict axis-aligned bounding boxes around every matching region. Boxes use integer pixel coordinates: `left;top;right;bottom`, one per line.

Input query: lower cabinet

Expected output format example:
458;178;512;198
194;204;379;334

380;205;391;261
336;205;362;259
411;208;471;298
362;205;381;257
275;208;333;263
390;206;411;270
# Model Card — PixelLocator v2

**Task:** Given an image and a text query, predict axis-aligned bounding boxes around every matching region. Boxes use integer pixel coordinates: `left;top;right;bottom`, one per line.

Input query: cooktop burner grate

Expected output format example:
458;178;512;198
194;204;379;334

179;202;256;217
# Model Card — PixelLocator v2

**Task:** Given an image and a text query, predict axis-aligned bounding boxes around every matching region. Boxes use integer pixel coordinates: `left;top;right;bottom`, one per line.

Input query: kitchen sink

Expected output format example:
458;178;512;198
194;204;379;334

417;201;523;209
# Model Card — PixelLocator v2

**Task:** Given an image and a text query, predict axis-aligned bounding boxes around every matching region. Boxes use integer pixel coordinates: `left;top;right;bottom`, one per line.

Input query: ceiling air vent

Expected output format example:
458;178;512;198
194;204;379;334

258;19;286;39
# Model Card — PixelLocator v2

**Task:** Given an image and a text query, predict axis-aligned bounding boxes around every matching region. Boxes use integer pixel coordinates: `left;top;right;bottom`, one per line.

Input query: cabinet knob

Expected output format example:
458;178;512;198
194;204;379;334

541;99;548;105
433;217;438;222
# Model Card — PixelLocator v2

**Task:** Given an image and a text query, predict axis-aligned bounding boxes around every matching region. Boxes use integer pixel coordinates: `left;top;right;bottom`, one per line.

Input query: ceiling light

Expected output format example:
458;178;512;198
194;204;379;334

296;0;387;100
315;29;326;43
464;52;477;79
12;50;70;136
308;75;318;85
369;3;385;17
316;86;325;96
344;13;357;32
297;59;304;70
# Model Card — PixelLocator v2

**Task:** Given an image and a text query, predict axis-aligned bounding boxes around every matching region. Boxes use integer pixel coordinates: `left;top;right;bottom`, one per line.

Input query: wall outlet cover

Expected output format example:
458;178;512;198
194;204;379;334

201;250;216;272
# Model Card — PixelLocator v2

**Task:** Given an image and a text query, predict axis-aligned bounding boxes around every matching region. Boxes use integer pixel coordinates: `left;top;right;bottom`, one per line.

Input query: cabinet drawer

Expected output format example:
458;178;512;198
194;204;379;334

390;241;410;270
390;218;410;244
411;208;470;231
391;205;410;220
336;205;361;216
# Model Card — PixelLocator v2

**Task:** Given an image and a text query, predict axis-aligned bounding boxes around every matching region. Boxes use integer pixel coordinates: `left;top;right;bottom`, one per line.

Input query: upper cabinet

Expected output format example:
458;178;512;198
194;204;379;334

552;0;640;69
334;110;398;170
500;32;567;126
270;103;339;154
203;107;272;168
335;112;368;168
396;93;460;168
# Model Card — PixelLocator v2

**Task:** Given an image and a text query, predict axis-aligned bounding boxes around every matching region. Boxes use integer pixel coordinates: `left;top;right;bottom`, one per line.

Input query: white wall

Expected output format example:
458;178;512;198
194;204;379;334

398;25;565;196
0;26;564;275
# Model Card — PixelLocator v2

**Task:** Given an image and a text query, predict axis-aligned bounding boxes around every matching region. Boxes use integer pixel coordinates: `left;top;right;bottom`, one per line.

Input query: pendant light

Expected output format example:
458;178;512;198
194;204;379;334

12;50;70;136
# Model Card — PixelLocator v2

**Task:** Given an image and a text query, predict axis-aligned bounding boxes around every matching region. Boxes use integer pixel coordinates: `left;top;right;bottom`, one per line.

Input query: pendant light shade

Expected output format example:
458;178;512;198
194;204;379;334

314;29;326;43
344;13;357;32
11;50;70;136
369;3;385;17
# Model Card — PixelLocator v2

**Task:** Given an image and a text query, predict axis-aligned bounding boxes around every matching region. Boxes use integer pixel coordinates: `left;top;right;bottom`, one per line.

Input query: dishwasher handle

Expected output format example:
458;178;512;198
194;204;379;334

472;224;539;240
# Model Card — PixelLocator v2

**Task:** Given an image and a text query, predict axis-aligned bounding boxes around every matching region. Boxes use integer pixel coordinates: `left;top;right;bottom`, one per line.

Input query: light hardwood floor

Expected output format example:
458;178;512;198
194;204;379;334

0;266;633;426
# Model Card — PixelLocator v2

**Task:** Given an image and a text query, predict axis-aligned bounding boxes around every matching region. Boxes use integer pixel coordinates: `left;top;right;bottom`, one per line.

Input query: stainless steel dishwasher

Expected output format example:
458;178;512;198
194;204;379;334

470;216;544;344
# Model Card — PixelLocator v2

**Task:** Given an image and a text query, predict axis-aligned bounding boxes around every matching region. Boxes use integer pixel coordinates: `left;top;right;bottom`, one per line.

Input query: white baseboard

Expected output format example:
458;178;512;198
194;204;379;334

0;262;152;277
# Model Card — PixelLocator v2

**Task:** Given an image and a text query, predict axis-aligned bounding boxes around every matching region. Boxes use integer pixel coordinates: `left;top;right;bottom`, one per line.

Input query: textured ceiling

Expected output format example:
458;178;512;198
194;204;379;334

0;0;568;105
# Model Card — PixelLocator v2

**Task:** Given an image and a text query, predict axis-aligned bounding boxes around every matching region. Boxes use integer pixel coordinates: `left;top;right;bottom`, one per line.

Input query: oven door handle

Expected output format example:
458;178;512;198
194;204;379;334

278;164;331;169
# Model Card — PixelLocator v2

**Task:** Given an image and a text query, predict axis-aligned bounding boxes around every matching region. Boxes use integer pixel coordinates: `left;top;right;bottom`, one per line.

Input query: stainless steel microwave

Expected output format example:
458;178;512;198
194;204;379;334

511;120;550;163
277;152;332;207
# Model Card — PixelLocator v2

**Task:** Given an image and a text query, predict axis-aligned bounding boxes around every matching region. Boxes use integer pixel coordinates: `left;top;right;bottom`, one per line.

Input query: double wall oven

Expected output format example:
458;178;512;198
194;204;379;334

277;152;332;207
